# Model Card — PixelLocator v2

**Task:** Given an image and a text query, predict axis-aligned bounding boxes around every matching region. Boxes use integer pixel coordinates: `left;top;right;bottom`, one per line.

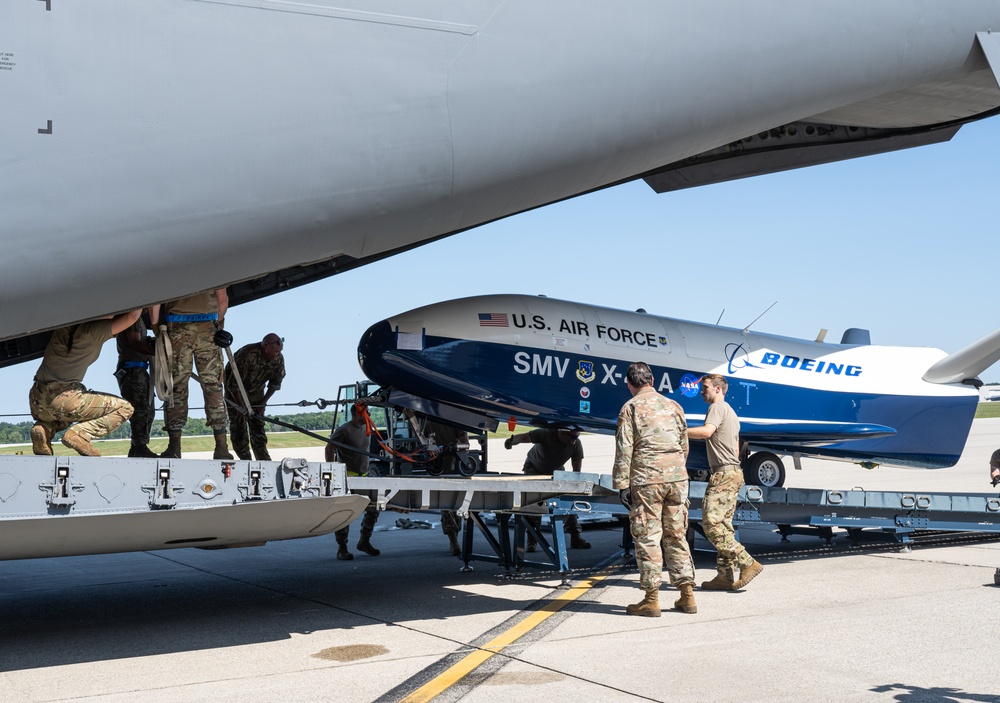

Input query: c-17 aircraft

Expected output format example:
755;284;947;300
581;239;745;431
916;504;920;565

5;2;1000;560
357;294;1000;487
5;2;1000;363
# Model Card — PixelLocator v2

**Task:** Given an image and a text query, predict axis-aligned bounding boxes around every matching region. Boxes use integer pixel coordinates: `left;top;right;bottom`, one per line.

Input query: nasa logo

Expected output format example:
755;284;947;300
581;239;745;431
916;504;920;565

580;400;591;413
576;360;596;383
580;387;591;399
680;373;701;397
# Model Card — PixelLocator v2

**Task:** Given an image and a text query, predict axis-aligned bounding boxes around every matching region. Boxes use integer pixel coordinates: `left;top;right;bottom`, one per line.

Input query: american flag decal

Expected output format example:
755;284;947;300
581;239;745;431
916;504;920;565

478;312;509;327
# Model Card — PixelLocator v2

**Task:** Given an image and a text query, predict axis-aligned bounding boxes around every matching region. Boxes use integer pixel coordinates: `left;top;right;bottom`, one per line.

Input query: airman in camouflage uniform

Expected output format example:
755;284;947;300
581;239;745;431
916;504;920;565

425;419;470;556
151;289;233;460
115;316;157;458
327;405;381;559
687;374;763;591
613;361;696;617
29;311;140;457
504;428;591;550
224;333;285;461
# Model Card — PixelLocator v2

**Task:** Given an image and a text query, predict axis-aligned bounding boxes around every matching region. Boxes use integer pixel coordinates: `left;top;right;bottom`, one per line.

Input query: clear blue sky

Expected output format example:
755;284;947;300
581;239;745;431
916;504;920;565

3;118;998;422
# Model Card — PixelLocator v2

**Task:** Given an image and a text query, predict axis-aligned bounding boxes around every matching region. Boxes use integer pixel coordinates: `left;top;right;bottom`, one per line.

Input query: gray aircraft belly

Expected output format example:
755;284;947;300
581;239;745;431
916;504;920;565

3;1;1000;339
0;455;367;560
1;495;370;560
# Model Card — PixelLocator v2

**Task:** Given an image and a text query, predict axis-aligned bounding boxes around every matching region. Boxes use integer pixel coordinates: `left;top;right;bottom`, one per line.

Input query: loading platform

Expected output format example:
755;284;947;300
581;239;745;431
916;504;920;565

551;471;1000;565
0;455;595;562
4;455;998;585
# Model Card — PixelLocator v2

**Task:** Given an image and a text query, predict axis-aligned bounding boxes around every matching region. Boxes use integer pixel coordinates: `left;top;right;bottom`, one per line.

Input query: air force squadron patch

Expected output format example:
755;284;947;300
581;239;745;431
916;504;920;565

576;360;595;383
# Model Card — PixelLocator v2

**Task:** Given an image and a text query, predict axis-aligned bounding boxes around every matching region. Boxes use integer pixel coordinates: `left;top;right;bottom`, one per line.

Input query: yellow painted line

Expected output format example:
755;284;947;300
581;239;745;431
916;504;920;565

400;568;615;703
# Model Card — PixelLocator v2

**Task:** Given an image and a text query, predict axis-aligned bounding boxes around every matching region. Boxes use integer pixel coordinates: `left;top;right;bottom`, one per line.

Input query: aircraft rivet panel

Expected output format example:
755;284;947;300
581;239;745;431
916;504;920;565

0;457;349;519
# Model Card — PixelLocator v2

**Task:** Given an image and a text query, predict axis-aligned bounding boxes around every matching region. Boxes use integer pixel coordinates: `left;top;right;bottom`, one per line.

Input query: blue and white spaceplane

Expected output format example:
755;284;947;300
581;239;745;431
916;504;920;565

359;295;1000;486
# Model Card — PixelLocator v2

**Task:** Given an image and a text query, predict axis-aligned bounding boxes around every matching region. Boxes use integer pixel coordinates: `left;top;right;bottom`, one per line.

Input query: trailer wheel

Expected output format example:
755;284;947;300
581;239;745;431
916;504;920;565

366;462;390;477
457;456;479;477
687;468;710;482
743;452;785;488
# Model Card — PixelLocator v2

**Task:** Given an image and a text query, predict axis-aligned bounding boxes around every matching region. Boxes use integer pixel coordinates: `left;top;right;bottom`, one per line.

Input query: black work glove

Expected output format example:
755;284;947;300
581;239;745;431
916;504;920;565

619;488;632;508
504;437;513;450
213;329;234;348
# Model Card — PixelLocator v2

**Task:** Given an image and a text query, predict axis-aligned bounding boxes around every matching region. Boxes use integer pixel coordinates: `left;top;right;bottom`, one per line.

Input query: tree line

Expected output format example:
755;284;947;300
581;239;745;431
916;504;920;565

0;411;353;445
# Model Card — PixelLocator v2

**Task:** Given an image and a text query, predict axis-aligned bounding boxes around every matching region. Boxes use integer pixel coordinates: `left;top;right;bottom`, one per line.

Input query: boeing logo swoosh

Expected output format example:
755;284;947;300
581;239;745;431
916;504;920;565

726;342;759;375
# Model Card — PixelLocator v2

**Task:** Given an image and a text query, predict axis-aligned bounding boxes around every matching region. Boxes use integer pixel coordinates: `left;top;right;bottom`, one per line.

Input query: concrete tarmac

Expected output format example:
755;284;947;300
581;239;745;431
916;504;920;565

2;422;1000;702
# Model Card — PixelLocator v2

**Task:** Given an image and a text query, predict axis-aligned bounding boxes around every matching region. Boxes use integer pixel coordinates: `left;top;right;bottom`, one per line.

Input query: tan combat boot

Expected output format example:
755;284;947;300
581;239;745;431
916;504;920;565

213;431;234;460
160;431;182;458
626;589;661;617
448;532;461;556
673;583;698;614
734;559;764;589
62;427;100;457
701;568;736;591
30;423;54;456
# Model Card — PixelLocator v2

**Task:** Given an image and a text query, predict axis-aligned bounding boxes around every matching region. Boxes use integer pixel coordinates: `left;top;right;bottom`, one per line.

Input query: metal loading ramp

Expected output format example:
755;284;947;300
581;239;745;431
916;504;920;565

730;484;1000;549
557;471;1000;554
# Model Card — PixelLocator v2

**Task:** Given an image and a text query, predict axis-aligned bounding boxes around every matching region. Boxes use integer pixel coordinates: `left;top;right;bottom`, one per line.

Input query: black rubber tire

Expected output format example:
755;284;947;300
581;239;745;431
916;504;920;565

457;455;479;477
687;468;710;482
743;451;786;488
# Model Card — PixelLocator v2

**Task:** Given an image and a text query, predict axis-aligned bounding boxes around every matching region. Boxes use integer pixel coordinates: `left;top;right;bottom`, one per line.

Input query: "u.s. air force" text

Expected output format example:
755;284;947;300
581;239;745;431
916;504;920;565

512;314;662;347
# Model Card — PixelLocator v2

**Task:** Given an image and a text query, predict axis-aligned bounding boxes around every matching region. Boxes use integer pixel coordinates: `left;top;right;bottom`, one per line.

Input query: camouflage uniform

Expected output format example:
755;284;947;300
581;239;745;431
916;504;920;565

612;386;694;590
424;420;468;550
339;505;380;547
224;342;285;460
330;418;379;548
162;293;227;432
701;400;753;578
116;319;155;446
518;429;587;545
29;321;134;450
703;468;752;576
441;510;462;538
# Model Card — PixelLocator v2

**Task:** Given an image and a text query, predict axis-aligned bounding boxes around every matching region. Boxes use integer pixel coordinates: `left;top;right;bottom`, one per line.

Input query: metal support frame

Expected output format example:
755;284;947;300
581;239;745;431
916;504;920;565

452;507;574;583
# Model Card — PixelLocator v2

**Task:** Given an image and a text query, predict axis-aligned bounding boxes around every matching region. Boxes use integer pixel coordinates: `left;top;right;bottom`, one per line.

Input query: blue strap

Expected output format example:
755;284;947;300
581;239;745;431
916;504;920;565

165;313;218;323
120;361;149;370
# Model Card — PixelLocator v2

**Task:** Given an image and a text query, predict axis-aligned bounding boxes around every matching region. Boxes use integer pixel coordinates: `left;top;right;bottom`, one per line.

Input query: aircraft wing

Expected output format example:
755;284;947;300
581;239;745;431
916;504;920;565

922;324;1000;385
644;32;1000;193
736;420;897;446
7;2;1000;359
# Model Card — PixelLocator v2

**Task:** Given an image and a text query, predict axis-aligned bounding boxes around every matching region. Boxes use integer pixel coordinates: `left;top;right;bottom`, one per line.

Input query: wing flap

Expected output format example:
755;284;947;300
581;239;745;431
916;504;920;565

739;420;896;445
